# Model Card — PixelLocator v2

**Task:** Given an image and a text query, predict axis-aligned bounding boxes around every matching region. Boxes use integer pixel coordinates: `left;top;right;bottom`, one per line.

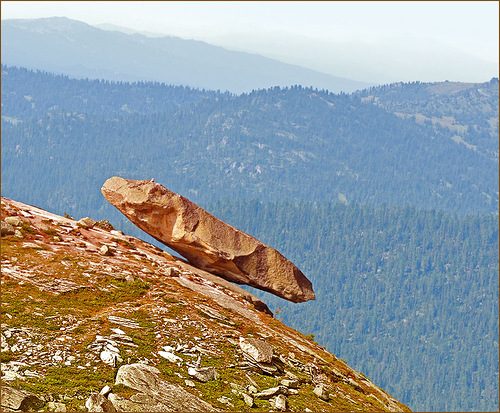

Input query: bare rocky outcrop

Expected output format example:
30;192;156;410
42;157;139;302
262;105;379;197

114;363;216;411
101;177;315;303
0;386;44;411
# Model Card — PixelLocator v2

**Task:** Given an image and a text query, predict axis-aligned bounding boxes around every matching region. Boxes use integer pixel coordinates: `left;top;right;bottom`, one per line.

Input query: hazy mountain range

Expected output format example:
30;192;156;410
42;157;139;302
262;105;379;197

1;17;369;93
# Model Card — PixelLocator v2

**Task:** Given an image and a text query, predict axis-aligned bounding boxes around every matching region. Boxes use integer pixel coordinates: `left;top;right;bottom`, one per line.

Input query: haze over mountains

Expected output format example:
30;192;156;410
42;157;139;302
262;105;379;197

1;17;369;93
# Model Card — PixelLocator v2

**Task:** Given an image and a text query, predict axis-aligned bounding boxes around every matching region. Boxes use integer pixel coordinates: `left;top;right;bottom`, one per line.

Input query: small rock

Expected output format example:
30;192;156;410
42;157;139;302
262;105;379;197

1;221;15;236
164;267;180;277
5;216;23;227
53;235;61;242
53;355;63;362
162;345;174;352
100;385;112;396
47;401;67;412
14;230;23;238
254;386;287;399
280;379;299;388
288;388;299;395
100;350;121;366
0;386;44;411
110;230;123;236
187;366;218;382
124;274;135;283
105;343;120;353
239;336;273;363
247;385;258;394
184;379;196;387
242;393;254;407
158;351;182;363
274;394;287;411
111;328;126;335
77;217;96;229
313;383;329;401
85;393;116;412
217;396;233;407
99;245;113;256
305;408;312;412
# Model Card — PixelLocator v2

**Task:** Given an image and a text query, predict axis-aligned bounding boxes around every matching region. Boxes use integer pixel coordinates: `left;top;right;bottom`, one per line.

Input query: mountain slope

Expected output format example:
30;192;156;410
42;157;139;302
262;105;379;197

0;17;368;93
0;197;410;412
356;79;499;160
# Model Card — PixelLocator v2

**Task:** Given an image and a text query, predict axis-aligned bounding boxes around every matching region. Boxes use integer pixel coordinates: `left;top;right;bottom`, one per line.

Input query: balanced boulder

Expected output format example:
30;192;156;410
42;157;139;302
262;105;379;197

101;177;315;303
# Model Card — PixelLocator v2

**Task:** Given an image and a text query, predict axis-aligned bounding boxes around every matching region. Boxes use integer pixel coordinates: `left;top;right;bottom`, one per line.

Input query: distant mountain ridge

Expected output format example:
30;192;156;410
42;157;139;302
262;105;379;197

356;79;499;160
1;66;497;216
1;17;369;93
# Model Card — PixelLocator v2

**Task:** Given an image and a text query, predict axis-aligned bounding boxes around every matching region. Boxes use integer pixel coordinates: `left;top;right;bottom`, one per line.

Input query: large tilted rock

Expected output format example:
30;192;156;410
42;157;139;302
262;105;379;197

101;177;315;303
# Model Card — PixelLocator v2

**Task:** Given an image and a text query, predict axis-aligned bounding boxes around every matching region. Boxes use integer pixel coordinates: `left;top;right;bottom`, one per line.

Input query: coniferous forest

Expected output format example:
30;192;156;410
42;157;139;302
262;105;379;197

1;66;498;411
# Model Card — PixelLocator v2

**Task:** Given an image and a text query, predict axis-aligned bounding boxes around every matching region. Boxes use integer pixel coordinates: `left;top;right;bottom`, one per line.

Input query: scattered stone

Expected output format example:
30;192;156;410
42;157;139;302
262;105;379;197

158;351;183;363
247;385;258;394
99;245;113;256
100;350;121;367
187;366;218;382
239;337;273;363
164;267;180;277
1;221;15;236
254;386;287;399
77;217;96;229
313;383;329;401
110;328;126;335
185;379;196;388
101;176;315;302
242;393;254;407
108;315;140;329
13;230;23;238
274;394;287;411
85;393;116;412
305;408;313;412
5;216;24;227
280;378;299;388
0;386;44;411
47;401;67;412
217;396;233;407
99;385;112;396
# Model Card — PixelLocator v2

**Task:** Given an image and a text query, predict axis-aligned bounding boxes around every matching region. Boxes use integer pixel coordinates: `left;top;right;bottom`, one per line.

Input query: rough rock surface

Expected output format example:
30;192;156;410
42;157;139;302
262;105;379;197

101;177;315;303
0;386;44;411
115;363;216;411
239;337;274;363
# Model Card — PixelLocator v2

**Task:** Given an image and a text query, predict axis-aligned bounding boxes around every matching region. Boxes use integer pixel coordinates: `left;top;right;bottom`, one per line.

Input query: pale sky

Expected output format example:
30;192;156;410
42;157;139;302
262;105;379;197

1;1;499;83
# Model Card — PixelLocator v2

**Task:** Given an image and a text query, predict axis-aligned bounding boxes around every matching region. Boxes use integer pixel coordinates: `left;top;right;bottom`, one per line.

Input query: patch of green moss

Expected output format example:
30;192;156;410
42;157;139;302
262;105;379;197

12;365;115;410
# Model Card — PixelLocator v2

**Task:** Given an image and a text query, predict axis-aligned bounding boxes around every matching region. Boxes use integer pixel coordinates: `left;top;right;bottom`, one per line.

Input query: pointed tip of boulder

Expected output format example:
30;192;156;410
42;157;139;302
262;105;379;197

101;176;315;303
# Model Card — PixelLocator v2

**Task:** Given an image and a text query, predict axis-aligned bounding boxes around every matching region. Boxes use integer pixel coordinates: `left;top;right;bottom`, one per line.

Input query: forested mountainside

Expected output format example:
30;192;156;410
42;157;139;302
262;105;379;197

2;67;498;215
356;79;499;160
1;17;367;93
207;200;499;412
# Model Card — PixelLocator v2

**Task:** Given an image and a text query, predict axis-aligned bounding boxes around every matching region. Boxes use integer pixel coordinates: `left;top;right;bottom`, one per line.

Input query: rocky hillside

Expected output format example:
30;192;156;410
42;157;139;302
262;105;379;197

0;196;409;412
